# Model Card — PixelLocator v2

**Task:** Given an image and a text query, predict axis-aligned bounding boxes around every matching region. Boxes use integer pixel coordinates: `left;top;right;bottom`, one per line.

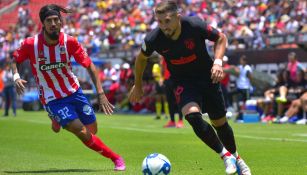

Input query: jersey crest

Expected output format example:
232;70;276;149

184;38;195;50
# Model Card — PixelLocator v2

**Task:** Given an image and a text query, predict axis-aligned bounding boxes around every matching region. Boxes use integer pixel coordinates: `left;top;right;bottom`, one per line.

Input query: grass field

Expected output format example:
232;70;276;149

0;110;307;175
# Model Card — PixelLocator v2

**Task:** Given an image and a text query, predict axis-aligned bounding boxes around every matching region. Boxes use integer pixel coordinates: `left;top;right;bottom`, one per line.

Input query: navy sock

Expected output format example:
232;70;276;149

214;122;237;154
185;112;223;153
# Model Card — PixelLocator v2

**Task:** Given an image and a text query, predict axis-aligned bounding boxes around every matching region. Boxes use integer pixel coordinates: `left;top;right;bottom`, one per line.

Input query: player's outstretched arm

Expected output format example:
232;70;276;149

128;52;148;103
11;62;27;95
87;62;114;115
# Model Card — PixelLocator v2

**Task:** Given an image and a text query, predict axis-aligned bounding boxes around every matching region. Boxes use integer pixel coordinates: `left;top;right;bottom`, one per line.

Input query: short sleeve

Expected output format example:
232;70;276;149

13;40;30;63
67;36;92;68
245;65;253;73
141;35;155;57
192;17;221;42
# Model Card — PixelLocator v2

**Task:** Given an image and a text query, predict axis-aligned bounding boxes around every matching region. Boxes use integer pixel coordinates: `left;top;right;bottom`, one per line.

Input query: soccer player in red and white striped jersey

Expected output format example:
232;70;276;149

12;4;125;171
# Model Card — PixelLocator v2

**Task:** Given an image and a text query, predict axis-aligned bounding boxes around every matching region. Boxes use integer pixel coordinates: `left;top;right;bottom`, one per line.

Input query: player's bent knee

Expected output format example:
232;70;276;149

182;102;201;116
185;112;203;126
211;117;227;127
86;123;98;134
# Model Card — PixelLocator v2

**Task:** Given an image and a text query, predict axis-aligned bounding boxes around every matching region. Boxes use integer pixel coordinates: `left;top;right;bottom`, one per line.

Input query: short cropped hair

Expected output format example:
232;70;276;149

240;55;247;62
288;52;296;59
154;1;178;15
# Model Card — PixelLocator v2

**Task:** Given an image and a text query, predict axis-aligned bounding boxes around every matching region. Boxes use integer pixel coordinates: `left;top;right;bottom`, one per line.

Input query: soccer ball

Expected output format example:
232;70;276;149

142;153;171;175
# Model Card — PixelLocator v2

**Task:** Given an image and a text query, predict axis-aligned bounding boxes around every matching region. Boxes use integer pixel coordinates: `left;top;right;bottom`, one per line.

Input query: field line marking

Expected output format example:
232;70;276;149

13;118;307;143
292;133;307;137
106;126;184;134
236;134;307;143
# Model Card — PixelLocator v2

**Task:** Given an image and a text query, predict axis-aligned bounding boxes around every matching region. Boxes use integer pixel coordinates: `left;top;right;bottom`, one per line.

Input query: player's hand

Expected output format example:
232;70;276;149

98;93;115;115
211;64;224;84
128;85;144;103
14;78;27;95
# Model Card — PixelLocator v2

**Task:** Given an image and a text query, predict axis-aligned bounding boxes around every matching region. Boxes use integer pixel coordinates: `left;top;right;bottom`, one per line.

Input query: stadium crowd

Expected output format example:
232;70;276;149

1;0;307;62
0;0;306;123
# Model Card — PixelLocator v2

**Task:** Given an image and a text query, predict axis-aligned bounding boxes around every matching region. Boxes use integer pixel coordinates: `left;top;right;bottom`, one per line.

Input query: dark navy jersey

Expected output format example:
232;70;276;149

141;16;220;81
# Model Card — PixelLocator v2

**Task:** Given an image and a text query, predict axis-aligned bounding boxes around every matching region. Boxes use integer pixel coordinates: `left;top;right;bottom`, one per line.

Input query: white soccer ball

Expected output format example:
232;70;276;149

142;153;171;175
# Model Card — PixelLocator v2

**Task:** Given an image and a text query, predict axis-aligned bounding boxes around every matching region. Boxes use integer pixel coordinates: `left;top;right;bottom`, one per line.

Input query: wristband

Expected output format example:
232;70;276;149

213;59;223;66
13;73;21;81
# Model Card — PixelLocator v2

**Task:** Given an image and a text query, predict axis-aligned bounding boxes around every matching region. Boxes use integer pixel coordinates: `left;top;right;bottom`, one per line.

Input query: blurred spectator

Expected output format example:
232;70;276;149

18;0;29;5
232;55;253;112
102;62;117;91
259;68;288;122
2;63;16;117
1;0;307;54
152;58;169;120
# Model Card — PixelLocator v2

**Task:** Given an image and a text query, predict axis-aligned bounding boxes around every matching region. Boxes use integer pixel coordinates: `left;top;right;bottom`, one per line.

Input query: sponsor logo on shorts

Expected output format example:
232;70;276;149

83;105;93;115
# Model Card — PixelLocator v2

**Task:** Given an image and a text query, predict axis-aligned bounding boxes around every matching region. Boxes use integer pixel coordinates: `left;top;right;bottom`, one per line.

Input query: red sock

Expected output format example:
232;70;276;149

83;133;120;161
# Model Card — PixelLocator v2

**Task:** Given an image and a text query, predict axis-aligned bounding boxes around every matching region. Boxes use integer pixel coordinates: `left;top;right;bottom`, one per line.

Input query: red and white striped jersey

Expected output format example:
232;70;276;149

13;32;92;105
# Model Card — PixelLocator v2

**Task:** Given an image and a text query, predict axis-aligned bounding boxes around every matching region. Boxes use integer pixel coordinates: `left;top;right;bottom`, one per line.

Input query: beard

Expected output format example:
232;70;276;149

163;29;176;39
45;29;60;40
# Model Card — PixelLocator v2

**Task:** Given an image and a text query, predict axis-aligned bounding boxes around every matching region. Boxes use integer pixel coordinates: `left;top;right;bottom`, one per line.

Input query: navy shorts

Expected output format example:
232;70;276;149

45;88;96;128
155;82;166;94
173;80;226;120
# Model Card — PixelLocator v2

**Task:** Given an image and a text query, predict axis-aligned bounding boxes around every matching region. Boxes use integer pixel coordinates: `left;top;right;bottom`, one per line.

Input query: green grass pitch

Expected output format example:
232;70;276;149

0;110;307;175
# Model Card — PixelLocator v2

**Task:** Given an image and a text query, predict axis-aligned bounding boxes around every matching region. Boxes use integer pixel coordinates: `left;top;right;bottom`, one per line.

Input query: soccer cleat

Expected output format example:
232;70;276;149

164;121;176;128
236;156;251;175
176;120;184;128
222;152;237;175
279;116;289;124
261;115;274;123
272;116;281;123
296;118;307;125
113;157;126;171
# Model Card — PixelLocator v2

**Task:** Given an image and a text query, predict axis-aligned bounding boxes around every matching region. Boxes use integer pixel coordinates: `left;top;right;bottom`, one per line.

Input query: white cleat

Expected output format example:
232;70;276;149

296;118;307;125
223;153;237;175
279;116;289;124
236;157;251;175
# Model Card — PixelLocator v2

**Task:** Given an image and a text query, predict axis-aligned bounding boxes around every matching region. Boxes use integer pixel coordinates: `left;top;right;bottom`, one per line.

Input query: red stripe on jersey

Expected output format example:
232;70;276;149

38;35;62;99
30;57;47;105
59;46;78;92
49;46;71;96
170;54;197;65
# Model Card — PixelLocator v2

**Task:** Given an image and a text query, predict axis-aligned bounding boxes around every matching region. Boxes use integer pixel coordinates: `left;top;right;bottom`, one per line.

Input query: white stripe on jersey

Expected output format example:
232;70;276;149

43;44;66;97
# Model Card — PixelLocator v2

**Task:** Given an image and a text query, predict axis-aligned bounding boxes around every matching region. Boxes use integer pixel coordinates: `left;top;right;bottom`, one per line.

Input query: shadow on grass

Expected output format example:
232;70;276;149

3;168;107;174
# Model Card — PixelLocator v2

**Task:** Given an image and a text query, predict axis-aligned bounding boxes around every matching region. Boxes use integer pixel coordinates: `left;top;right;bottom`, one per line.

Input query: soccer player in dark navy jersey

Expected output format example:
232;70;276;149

129;1;251;175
